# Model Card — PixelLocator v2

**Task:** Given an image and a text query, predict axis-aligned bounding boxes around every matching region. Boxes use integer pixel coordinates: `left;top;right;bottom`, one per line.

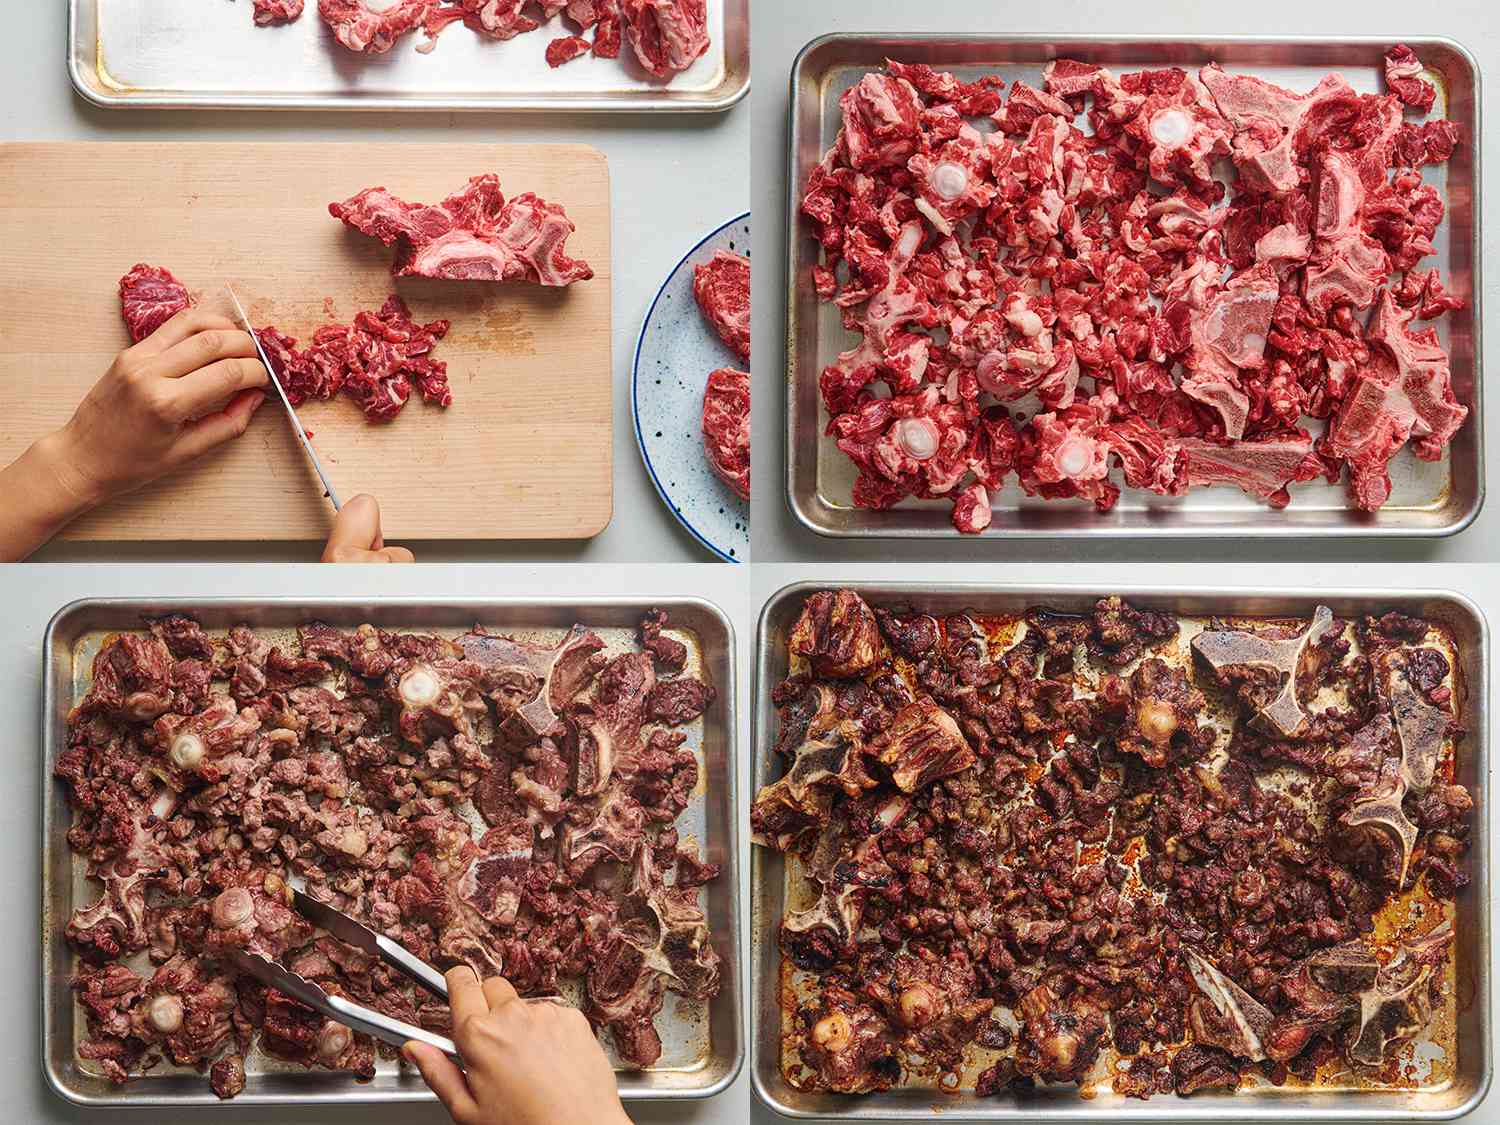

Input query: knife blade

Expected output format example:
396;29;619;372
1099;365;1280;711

226;949;460;1063
292;888;448;1000
225;285;343;512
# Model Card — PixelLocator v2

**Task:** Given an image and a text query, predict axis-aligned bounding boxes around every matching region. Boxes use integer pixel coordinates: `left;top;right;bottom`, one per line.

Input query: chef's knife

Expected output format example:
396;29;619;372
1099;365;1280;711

226;949;459;1063
225;285;343;512
291;887;449;1000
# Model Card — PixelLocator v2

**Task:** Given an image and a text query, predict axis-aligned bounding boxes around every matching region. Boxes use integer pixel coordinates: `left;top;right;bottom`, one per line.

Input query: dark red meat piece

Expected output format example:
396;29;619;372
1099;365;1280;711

119;264;191;344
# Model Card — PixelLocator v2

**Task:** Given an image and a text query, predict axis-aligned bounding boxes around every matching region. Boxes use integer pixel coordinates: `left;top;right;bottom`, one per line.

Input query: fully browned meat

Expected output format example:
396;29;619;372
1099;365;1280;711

58;612;720;1098
756;590;1469;1100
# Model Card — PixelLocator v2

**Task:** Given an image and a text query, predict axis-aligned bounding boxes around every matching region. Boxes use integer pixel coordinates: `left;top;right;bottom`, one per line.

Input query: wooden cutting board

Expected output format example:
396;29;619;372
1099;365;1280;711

0;142;612;541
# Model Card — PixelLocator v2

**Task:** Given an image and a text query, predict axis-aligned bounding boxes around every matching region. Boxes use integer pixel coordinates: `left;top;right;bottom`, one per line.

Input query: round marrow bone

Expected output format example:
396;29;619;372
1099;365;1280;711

897;983;939;1028
148;993;185;1034
812;1011;853;1054
1149;108;1193;149
169;732;206;771
398;665;441;708
318;1020;352;1063
894;418;940;461
930;161;969;200
211;887;255;929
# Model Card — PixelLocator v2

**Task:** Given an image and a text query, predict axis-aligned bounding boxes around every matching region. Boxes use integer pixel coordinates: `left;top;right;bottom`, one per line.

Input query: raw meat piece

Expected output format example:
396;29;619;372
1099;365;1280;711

318;0;431;54
1384;45;1436;113
546;35;592;66
329;175;594;286
755;590;1470;1098
620;0;708;78
693;249;750;362
252;0;305;24
116;265;451;425
119;264;191;344
1177;433;1322;507
702;367;749;501
258;297;453;424
801;52;1467;531
1325;290;1467;509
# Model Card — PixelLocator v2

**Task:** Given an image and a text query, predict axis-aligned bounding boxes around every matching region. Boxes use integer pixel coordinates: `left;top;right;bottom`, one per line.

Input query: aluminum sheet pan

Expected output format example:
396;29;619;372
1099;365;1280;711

785;36;1483;538
751;582;1491;1119
69;0;749;112
42;597;742;1106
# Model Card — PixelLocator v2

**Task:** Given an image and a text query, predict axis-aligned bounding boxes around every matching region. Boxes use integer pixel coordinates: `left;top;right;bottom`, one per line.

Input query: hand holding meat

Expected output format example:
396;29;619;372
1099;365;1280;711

321;494;416;563
0;309;267;560
61;309;270;500
403;966;631;1125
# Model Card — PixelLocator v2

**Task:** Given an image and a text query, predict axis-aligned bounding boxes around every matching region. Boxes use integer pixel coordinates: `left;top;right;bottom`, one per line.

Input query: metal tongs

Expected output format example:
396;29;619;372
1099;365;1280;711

226;887;459;1063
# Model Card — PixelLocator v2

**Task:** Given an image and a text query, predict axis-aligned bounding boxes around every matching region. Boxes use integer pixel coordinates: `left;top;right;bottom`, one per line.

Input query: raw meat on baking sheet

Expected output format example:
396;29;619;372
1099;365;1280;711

316;0;429;52
330;175;594;286
693;249;750;363
621;0;709;78
800;46;1467;532
299;0;705;79
116;266;451;424
250;0;305;25
58;611;722;1097
702;367;749;500
119;265;192;344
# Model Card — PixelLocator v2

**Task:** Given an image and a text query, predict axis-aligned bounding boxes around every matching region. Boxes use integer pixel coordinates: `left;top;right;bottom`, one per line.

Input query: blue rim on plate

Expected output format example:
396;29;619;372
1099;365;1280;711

632;211;751;564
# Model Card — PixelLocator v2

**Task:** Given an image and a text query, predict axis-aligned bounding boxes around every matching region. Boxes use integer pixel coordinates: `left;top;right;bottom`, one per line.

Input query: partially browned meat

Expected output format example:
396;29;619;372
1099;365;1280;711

59;615;723;1098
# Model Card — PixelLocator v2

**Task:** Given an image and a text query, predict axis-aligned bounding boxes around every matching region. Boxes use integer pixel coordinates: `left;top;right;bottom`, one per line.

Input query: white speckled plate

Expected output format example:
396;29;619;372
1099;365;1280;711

633;212;751;564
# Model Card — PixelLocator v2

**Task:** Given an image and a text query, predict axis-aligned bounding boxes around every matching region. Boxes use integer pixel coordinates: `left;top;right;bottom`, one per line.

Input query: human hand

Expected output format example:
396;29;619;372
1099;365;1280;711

322;494;416;563
48;308;270;507
403;967;630;1125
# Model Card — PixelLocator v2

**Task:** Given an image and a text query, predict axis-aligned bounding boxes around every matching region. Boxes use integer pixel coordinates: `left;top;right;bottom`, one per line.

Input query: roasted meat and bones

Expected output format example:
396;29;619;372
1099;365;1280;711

754;590;1469;1099
59;611;722;1098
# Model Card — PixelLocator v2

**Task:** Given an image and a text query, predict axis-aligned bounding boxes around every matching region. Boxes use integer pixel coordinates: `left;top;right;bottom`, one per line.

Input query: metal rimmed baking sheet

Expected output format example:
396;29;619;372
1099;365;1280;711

785;36;1483;538
69;0;749;112
750;581;1490;1119
42;597;742;1106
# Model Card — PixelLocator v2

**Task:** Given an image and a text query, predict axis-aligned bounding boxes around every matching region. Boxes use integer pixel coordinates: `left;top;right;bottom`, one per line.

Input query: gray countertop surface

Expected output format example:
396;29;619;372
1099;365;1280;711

748;0;1498;565
5;3;747;566
3;564;750;1125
